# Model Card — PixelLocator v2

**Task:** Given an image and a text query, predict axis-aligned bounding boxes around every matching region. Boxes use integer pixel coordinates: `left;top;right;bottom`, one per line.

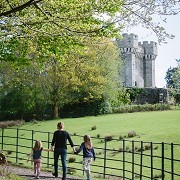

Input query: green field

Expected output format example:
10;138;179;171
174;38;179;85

19;109;180;144
1;109;180;179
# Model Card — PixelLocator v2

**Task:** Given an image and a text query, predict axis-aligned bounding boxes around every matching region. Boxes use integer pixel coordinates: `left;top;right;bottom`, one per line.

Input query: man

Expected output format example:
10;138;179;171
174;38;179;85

51;122;75;180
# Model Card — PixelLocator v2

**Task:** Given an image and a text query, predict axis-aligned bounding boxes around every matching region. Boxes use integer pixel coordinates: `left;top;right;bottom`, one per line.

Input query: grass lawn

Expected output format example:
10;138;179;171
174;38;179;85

1;109;180;179
19;109;180;144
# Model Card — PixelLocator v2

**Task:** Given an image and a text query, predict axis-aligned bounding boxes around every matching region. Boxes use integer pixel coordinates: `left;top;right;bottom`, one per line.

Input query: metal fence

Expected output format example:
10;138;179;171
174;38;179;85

0;127;180;179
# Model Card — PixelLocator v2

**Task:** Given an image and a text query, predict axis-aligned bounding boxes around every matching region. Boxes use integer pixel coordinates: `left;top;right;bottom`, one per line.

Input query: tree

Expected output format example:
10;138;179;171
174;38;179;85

0;62;40;119
165;66;180;104
41;38;122;118
0;0;179;44
165;66;180;88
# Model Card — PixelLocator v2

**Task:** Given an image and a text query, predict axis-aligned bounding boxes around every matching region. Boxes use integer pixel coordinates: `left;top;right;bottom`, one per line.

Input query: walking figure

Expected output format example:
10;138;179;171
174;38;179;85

75;135;96;180
27;140;51;179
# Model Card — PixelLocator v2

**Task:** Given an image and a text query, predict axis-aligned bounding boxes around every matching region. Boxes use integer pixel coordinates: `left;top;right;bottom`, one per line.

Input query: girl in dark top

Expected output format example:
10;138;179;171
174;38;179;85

51;121;75;180
75;135;96;180
27;140;51;179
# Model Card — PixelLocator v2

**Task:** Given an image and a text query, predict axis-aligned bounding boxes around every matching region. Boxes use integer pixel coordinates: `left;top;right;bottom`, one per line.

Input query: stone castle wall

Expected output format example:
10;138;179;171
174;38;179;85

117;33;158;88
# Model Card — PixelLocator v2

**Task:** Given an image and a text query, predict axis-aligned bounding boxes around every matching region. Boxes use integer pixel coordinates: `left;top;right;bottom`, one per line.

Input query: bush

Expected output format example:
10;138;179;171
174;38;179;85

128;131;136;138
104;135;113;141
112;104;171;114
119;135;123;140
0;120;25;128
91;125;97;130
68;157;76;163
144;144;151;150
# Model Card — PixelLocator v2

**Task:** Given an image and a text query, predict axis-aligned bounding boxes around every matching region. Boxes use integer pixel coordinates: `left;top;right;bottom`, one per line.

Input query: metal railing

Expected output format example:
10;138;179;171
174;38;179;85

0;127;180;179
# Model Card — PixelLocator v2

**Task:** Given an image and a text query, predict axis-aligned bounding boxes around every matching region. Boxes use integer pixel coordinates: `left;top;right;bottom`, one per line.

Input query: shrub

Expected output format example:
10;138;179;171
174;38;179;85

0;120;25;128
68;157;76;163
96;151;102;156
104;135;113;141
119;135;123;140
128;131;136;138
97;134;100;138
91;125;97;130
144;144;151;150
136;147;144;152
112;104;171;114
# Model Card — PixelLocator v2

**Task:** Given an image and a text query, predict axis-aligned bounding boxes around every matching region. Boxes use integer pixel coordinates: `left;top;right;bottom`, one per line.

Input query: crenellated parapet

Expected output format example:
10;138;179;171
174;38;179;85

140;41;158;57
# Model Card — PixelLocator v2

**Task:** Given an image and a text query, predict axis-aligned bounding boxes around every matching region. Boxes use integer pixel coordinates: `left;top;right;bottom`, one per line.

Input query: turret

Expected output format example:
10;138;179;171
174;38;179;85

141;41;157;88
117;33;138;49
142;41;158;57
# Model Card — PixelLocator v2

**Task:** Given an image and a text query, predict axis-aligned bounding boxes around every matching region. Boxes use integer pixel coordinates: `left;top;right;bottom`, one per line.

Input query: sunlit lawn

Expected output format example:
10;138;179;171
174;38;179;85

1;109;180;179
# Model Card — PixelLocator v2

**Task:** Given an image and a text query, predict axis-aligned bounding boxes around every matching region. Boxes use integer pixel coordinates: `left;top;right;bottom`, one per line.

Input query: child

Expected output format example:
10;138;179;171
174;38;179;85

27;140;51;179
75;135;96;180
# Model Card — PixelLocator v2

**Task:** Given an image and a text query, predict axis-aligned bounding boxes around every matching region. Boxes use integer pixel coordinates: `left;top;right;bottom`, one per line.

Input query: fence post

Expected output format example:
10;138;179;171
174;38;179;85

103;139;107;179
32;130;34;148
16;128;19;163
31;130;34;166
122;139;125;179
150;142;153;179
171;143;174;180
132;140;134;180
47;132;50;168
161;142;164;180
140;141;143;180
1;128;4;150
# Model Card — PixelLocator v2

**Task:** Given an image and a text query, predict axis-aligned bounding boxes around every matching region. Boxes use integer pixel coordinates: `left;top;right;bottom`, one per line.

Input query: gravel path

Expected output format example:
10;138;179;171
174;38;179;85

3;165;84;180
1;165;122;180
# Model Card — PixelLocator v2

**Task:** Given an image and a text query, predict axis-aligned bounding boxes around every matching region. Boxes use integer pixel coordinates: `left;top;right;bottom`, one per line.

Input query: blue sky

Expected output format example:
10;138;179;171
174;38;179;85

126;14;180;88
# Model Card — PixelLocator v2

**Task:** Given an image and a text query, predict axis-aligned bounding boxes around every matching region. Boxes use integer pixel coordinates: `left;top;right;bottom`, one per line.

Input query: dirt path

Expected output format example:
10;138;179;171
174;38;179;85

3;165;84;180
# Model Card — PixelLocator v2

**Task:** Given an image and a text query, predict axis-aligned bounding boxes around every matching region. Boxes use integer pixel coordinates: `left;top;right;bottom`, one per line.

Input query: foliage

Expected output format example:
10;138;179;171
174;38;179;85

165;66;180;104
112;103;171;114
126;88;144;103
165;66;180;88
0;38;122;120
0;0;179;44
0;120;25;128
111;88;131;106
0;62;50;120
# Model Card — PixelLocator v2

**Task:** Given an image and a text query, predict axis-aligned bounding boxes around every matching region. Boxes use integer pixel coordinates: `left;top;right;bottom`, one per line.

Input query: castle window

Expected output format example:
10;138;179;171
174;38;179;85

135;81;137;87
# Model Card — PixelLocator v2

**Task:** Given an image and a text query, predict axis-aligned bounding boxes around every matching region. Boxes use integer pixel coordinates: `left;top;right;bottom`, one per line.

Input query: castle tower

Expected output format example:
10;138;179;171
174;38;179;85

142;41;158;87
117;34;158;88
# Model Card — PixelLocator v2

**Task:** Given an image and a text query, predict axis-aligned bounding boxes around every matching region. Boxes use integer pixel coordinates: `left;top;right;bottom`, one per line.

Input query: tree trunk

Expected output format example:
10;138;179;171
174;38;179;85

54;97;59;119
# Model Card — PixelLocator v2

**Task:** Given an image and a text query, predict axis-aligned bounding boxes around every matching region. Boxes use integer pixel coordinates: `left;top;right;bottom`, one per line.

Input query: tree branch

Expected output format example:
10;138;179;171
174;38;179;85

0;0;43;17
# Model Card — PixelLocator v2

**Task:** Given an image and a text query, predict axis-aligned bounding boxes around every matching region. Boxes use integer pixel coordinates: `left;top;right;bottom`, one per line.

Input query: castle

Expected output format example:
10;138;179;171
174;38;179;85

117;33;158;88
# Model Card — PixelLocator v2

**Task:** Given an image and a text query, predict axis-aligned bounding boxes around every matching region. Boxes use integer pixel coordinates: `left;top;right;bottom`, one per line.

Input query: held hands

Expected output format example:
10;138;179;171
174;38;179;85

27;152;32;162
51;146;54;152
73;147;77;154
